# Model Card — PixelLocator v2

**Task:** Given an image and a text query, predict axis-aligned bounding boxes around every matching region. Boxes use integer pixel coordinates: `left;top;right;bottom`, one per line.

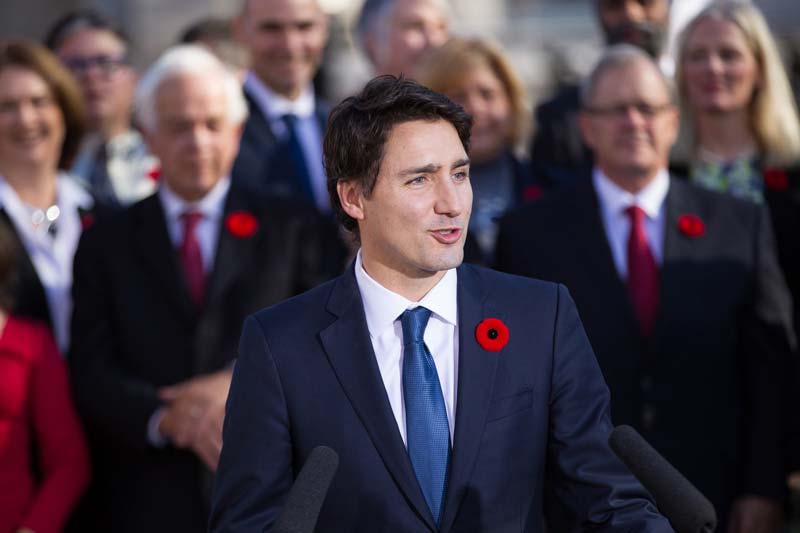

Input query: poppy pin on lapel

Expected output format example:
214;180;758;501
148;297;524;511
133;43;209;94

476;318;509;352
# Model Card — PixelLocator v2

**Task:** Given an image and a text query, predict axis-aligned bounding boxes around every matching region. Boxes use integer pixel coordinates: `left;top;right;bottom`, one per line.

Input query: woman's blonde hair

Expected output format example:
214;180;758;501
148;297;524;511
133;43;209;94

415;36;530;154
674;1;800;167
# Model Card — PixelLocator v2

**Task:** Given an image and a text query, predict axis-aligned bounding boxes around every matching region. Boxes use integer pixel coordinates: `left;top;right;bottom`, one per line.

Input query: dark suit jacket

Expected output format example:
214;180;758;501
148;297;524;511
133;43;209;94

210;264;672;532
68;184;344;533
231;88;329;203
1;202;108;330
495;178;796;522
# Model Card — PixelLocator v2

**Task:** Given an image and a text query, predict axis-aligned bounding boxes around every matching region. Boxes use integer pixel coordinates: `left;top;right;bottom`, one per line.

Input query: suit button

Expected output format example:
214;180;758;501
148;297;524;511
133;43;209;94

642;404;656;430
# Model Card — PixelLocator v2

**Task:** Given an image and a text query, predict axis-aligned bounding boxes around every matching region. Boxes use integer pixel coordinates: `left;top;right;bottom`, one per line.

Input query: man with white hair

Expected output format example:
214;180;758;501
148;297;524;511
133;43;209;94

356;0;450;77
68;44;343;533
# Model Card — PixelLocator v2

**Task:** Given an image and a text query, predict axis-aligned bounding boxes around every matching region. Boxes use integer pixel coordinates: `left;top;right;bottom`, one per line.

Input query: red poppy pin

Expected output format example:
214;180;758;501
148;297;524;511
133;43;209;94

79;213;95;231
225;211;258;238
763;168;789;192
475;318;509;352
522;184;543;202
147;165;161;181
677;213;705;238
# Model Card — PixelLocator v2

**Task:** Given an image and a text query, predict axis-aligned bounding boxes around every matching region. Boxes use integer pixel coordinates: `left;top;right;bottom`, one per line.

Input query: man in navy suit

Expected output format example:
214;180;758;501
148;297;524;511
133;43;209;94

232;0;331;212
209;75;672;531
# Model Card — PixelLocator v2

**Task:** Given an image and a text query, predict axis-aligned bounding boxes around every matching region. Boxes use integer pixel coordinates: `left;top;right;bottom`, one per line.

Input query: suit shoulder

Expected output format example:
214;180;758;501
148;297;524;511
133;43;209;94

502;181;589;227
78;195;152;248
249;276;338;332
462;264;562;302
670;179;763;223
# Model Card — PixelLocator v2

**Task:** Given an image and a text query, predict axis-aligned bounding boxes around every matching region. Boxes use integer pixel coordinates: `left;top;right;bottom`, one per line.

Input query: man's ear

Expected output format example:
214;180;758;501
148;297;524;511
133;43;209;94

337;180;366;222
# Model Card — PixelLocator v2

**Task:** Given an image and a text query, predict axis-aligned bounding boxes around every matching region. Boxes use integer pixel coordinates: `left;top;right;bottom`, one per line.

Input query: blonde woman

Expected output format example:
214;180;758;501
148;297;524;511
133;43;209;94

674;0;800;353
416;37;542;263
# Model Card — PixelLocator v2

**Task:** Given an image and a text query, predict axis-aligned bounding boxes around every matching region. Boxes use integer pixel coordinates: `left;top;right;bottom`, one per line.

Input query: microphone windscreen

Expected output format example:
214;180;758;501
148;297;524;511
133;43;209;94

270;445;339;533
609;425;717;533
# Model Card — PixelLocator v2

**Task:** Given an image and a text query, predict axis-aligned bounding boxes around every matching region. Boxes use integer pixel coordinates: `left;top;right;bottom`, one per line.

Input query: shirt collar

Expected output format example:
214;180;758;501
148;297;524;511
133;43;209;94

244;72;315;121
354;249;458;339
592;167;670;220
158;175;231;222
0;172;94;212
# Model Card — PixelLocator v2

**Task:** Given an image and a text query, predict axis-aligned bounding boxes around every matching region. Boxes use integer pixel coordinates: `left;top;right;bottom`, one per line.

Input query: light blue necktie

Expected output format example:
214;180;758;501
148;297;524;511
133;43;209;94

401;306;451;524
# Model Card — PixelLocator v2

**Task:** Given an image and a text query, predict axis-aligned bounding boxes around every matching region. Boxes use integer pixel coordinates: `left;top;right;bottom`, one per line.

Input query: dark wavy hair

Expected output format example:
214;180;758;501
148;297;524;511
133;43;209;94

323;75;472;236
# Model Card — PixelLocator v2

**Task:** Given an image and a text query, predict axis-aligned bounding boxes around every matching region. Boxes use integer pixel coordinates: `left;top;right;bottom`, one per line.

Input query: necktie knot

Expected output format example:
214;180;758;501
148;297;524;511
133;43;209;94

625;204;646;224
401;306;432;346
181;210;203;232
282;113;299;129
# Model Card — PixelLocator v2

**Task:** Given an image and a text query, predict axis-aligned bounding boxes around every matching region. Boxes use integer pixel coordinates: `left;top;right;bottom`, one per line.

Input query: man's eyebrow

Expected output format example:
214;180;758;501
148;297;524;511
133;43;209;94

397;158;470;177
452;158;470;169
398;163;440;176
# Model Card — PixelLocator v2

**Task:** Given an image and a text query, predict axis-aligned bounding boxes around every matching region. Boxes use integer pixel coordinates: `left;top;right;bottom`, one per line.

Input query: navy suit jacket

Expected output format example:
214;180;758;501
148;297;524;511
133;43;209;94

231;88;329;203
210;264;672;532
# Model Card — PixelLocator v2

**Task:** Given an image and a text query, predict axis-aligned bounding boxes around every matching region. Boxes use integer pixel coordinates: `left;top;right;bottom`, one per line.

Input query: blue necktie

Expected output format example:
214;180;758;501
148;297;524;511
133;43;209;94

281;114;314;202
401;306;450;524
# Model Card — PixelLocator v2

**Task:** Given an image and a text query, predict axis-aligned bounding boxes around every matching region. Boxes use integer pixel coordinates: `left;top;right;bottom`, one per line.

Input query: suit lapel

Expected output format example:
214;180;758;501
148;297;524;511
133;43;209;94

203;188;254;308
439;265;498;533
243;90;277;150
319;267;437;532
132;195;196;321
655;179;703;339
0;208;50;324
571;184;642;336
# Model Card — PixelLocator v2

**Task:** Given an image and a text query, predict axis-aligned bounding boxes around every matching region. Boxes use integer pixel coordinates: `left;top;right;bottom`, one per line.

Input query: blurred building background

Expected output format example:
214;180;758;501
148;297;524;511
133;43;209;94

2;0;799;109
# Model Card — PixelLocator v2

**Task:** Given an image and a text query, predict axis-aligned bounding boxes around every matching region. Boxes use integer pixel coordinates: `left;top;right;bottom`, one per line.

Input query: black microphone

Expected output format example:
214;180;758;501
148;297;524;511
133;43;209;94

270;445;339;533
609;425;716;533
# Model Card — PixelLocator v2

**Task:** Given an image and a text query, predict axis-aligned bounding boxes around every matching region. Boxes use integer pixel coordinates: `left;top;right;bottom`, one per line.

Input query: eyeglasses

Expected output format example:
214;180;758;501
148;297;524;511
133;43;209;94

583;102;673;119
61;54;129;76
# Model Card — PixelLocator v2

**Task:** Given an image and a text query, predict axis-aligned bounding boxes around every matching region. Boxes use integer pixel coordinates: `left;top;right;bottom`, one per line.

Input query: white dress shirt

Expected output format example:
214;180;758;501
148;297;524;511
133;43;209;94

592;168;670;279
244;72;329;212
354;250;458;445
158;176;231;273
0;173;93;353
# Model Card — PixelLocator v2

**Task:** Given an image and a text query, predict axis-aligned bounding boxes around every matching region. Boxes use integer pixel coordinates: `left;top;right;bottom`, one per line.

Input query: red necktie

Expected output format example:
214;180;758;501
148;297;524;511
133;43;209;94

180;211;205;306
625;205;659;337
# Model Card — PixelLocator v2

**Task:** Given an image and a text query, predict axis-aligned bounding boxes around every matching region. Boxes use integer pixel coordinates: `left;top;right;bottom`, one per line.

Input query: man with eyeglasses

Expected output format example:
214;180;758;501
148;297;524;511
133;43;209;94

45;9;157;208
497;45;795;532
531;0;672;187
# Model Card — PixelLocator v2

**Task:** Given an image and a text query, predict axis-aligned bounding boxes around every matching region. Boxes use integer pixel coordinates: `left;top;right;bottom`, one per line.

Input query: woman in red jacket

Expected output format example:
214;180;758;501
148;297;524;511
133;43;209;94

0;209;90;530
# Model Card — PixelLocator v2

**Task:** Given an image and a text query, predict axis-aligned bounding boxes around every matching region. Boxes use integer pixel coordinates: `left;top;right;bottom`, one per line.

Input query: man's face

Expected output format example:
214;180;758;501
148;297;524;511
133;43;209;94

56;28;136;134
236;0;328;100
143;73;242;202
596;0;669;58
367;0;449;77
579;59;677;187
343;119;471;282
